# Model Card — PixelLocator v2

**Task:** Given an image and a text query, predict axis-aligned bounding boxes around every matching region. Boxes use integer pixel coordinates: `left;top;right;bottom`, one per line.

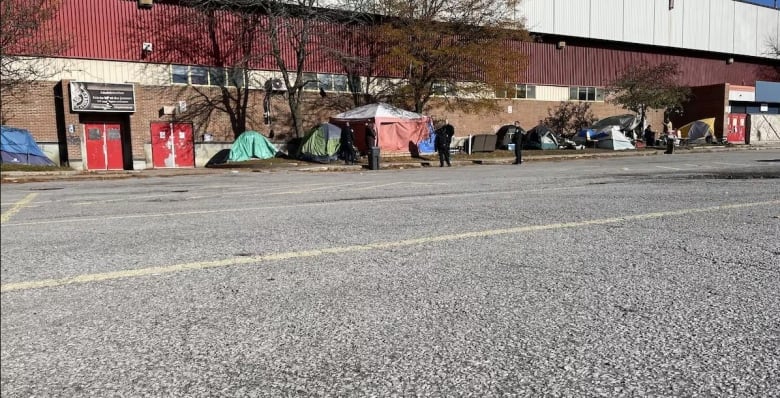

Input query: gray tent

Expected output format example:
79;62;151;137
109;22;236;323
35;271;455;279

524;125;559;150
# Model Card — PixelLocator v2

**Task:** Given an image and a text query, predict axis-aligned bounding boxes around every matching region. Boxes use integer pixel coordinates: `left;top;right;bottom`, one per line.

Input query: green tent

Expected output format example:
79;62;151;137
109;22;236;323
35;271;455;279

228;131;278;162
296;123;342;163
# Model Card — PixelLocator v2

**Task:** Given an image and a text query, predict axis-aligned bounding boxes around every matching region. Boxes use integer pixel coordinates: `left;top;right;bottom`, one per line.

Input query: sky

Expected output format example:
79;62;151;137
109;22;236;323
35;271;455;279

740;0;779;8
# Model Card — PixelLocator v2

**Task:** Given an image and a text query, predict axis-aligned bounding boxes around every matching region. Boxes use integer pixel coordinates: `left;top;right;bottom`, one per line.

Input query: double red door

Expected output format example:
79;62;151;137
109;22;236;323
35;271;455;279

85;123;124;170
150;122;194;168
727;114;747;144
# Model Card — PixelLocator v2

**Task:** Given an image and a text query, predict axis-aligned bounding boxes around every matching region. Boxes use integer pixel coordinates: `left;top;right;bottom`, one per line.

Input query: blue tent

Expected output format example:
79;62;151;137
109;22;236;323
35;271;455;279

1;126;56;165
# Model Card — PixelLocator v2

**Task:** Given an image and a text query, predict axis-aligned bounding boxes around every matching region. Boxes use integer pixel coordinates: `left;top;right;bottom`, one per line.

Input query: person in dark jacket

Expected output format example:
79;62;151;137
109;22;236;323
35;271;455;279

340;122;357;164
435;122;454;167
644;124;655;147
365;121;377;150
511;121;525;164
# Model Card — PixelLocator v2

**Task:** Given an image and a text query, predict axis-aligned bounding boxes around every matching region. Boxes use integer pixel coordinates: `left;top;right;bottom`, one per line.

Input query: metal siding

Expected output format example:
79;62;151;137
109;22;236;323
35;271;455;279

590;0;624;41
757;7;779;57
521;42;771;87
682;0;711;51
734;2;758;55
623;0;655;44
518;0;555;34
709;0;735;54
554;0;590;37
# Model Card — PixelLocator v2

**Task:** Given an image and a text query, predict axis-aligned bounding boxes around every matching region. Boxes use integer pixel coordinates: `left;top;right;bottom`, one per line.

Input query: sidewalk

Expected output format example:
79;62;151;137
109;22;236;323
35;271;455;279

1;144;774;184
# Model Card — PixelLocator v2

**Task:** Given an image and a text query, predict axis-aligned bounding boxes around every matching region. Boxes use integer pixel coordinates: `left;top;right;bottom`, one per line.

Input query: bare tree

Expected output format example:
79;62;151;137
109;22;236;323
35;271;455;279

0;0;68;123
606;62;691;136
542;102;598;138
365;0;530;114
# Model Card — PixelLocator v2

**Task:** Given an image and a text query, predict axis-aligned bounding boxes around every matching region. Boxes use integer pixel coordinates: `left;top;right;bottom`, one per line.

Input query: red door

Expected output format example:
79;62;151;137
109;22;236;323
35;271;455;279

727;114;746;144
150;122;194;168
84;123;123;170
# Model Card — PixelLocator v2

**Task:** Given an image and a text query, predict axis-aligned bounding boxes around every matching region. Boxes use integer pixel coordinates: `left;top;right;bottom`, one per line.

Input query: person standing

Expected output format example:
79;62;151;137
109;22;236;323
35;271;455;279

365;121;377;150
435;122;453;167
340;122;357;164
511;121;525;164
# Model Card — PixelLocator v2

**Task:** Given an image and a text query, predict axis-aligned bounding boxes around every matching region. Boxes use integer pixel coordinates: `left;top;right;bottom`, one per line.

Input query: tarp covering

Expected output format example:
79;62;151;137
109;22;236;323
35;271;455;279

228;131;278;162
678;118;715;143
1;126;56;165
329;103;431;154
524;125;559;150
595;127;635;150
297;123;342;163
573;128;610;145
591;114;640;132
496;124;525;149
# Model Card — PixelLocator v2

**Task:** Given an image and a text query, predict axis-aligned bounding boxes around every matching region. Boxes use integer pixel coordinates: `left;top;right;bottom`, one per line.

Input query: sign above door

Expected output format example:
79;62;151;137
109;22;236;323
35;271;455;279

69;81;136;113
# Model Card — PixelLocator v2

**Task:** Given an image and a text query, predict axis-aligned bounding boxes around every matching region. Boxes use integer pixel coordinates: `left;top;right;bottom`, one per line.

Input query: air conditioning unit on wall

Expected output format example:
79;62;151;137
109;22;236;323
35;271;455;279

138;0;153;9
265;78;286;92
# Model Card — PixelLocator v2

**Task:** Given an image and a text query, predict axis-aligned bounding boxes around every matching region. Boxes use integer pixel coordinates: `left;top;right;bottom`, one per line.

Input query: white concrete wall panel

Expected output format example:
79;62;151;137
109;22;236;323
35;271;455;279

518;0;555;34
709;0;735;54
756;6;779;57
553;0;590;37
623;0;655;44
536;85;570;102
517;0;778;59
733;2;758;56
682;0;711;50
590;0;624;41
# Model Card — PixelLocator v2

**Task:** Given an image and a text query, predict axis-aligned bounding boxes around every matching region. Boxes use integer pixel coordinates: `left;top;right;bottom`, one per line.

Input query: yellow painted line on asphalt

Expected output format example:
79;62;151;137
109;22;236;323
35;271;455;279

1;186;573;227
2;199;778;294
0;193;38;224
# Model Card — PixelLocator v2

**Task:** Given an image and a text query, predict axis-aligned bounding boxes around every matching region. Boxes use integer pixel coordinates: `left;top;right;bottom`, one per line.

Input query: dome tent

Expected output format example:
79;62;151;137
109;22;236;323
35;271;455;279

228;131;278;162
296;123;343;163
678;118;716;144
523;125;559;150
1;126;56;166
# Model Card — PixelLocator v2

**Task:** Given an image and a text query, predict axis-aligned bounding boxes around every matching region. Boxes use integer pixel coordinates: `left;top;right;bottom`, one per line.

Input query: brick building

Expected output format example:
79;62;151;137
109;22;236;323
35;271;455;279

1;0;778;170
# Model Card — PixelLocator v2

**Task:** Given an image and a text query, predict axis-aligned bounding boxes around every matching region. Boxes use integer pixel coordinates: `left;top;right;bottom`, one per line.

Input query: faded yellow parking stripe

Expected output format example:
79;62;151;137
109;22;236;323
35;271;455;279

0;193;38;224
2;199;778;293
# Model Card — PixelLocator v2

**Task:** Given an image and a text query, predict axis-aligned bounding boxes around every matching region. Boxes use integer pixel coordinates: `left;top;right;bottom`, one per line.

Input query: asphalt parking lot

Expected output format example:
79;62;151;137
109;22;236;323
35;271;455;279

2;148;779;396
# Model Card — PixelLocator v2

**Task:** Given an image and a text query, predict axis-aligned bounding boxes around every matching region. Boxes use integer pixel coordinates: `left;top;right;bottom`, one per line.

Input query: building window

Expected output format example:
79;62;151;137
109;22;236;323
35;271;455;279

515;84;536;99
432;82;456;96
302;73;358;93
495;84;536;99
172;65;189;84
569;86;604;102
171;65;245;87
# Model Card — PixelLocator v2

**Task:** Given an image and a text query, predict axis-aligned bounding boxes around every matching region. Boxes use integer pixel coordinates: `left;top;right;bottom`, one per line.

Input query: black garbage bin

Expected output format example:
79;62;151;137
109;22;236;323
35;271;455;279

368;146;380;170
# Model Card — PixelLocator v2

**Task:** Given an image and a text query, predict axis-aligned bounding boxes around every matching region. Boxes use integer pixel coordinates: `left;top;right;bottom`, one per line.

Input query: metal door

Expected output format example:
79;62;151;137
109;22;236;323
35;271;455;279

727;114;746;144
150;122;194;168
84;123;123;170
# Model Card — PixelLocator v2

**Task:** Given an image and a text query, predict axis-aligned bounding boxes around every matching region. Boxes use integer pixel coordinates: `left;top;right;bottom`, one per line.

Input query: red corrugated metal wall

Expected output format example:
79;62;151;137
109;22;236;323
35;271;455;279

24;0;778;86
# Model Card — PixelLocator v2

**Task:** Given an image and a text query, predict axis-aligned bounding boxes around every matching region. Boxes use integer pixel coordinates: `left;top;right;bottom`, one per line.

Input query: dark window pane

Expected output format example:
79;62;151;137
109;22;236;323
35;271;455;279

172;65;188;84
107;128;121;140
302;73;318;91
208;68;225;86
190;67;208;85
88;128;102;140
228;68;245;87
332;75;348;92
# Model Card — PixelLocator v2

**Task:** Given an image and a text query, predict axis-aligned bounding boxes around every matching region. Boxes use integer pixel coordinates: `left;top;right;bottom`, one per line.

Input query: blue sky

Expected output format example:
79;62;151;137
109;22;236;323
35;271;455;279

741;0;779;8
